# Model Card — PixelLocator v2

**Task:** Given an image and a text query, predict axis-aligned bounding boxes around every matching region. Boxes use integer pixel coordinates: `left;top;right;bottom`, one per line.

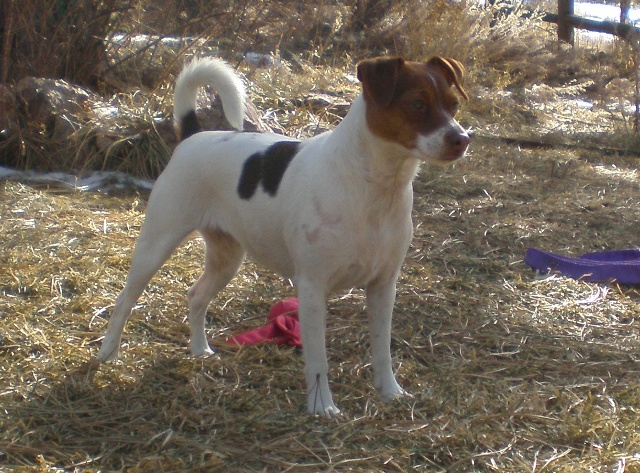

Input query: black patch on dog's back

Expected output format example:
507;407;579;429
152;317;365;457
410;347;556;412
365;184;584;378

238;141;300;200
237;153;263;200
180;110;202;141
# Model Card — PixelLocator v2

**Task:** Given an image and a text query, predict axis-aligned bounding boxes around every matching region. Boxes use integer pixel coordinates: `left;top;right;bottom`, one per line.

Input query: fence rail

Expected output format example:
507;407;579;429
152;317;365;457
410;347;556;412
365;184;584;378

544;0;639;43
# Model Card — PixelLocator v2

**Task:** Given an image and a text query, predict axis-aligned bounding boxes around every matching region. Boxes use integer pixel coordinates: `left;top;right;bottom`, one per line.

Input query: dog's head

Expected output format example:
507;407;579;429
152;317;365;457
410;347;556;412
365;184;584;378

357;56;470;165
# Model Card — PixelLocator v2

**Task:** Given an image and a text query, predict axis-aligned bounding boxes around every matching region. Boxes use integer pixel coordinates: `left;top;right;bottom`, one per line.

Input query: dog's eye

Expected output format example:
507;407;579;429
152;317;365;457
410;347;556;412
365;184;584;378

411;100;426;111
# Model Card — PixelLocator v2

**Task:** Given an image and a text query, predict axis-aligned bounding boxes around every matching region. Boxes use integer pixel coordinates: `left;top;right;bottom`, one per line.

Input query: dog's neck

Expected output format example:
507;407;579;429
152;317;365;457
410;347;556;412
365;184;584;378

332;95;420;192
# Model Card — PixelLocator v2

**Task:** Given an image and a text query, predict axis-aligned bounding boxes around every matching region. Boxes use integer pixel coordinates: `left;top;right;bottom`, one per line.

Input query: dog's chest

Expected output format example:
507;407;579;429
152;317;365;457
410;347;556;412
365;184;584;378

290;189;414;289
338;215;413;289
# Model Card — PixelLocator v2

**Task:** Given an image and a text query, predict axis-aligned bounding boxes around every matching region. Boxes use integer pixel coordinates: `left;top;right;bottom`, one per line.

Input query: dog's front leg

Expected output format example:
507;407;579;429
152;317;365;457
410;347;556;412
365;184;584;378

297;280;340;417
366;274;408;400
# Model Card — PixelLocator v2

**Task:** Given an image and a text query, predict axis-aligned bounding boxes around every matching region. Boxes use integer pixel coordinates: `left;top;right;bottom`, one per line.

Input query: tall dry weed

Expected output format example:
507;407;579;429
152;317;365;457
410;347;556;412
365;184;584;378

1;0;116;88
397;0;553;88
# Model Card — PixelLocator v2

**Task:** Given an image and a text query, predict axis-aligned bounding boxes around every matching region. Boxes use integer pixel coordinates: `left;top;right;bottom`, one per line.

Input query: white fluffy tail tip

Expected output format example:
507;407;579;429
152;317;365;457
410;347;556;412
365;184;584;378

174;57;247;132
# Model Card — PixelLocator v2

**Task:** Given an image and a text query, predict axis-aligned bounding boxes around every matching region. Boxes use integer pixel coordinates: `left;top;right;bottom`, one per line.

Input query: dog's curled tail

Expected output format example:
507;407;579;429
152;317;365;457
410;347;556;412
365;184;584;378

174;57;247;140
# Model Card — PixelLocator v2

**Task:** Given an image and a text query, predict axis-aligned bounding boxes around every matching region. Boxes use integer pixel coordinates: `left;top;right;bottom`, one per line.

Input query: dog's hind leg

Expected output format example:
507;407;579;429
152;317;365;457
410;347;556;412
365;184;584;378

187;230;245;356
97;209;193;362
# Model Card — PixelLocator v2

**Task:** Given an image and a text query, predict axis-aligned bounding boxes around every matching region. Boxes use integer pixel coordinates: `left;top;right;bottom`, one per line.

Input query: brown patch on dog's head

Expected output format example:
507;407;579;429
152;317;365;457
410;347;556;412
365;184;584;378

356;55;469;162
357;56;405;108
425;56;468;100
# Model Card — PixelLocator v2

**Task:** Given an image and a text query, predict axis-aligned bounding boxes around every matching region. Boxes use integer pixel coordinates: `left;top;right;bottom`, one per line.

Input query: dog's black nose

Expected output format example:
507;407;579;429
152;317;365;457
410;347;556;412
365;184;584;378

446;129;470;154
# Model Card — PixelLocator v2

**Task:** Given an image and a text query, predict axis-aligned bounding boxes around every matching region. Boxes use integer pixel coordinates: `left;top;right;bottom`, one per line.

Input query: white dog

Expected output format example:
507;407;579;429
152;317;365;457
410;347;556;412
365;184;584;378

97;55;470;417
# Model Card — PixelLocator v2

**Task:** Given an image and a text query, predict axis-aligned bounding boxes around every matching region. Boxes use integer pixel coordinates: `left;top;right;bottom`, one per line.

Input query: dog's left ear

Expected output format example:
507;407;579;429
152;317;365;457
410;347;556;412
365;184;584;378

357;56;404;108
427;56;469;100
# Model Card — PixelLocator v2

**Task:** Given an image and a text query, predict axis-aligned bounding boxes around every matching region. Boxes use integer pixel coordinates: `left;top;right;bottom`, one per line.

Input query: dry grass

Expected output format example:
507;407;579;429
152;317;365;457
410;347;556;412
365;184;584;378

1;137;639;471
2;1;640;471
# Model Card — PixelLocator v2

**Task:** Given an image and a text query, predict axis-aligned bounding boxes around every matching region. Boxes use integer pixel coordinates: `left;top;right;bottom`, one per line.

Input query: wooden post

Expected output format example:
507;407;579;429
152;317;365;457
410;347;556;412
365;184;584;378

558;0;575;44
0;0;15;84
621;0;630;24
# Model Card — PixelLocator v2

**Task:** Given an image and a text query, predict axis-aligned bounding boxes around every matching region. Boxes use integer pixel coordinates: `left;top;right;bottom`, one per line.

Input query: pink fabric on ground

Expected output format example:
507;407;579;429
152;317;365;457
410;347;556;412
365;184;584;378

226;297;301;347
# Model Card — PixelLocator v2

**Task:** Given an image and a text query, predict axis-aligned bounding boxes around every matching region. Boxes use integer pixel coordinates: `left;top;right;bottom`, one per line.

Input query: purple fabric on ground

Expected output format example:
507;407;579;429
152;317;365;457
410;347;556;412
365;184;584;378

524;248;640;285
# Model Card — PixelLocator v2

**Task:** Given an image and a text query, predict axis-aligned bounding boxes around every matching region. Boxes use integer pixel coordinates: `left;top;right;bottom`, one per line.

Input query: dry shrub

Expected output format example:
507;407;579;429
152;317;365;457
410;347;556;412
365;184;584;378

1;0;396;89
2;0;640;178
1;0;115;88
1;1;407;178
393;0;554;88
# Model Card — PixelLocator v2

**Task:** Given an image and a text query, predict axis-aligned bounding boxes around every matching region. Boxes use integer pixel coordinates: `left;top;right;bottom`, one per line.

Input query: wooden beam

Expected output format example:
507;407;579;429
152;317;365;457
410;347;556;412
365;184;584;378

542;12;640;41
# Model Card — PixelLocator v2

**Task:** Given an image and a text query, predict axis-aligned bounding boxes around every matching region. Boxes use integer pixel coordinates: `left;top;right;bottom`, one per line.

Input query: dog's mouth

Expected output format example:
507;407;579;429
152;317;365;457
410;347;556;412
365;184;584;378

413;127;471;164
442;146;469;162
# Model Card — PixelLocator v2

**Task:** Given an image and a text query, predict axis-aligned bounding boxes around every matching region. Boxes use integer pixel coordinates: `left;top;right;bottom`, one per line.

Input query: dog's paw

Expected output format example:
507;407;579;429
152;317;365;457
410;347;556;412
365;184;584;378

378;380;411;401
309;402;342;418
306;379;341;418
96;344;120;363
189;342;215;357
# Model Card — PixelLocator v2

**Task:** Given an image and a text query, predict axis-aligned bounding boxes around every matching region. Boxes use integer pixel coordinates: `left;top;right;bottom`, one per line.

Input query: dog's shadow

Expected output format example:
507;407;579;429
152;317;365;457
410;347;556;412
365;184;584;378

2;346;309;470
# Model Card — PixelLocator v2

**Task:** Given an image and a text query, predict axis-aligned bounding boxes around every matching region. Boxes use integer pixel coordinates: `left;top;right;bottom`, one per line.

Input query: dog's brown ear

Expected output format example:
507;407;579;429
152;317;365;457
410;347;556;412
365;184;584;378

427;56;469;100
357;56;404;107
